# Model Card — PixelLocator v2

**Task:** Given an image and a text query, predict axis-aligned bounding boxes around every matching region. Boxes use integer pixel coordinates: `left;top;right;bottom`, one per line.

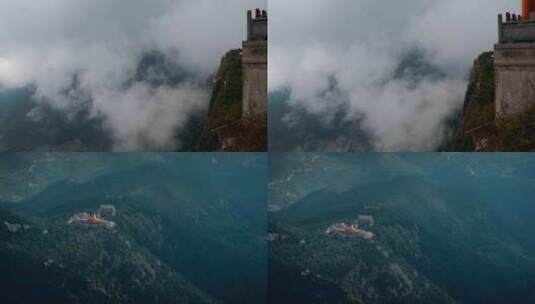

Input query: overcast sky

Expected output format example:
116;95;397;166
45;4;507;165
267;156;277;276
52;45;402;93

269;0;517;151
0;0;265;150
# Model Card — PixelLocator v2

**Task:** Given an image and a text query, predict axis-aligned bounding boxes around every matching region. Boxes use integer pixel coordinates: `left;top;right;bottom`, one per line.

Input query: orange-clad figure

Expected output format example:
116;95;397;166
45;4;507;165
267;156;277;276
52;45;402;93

522;0;535;19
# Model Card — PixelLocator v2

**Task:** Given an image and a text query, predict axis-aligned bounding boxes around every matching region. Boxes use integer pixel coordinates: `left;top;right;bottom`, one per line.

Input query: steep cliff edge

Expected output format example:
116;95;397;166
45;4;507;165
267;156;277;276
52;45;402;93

446;52;535;151
195;49;267;151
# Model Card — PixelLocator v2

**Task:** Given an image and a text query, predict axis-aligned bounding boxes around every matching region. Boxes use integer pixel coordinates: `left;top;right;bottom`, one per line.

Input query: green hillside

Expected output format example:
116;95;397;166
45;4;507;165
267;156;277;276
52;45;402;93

0;154;267;304
268;154;535;304
196;50;267;152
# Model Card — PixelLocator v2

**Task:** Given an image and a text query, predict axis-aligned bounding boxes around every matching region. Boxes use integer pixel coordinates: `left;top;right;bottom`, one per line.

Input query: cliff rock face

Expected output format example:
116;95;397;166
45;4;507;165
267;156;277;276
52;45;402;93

196;49;267;151
447;52;535;151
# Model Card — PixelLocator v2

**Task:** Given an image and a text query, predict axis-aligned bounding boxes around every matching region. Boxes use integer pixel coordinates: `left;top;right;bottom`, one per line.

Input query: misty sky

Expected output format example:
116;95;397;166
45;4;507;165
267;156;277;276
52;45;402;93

0;0;265;150
270;0;517;151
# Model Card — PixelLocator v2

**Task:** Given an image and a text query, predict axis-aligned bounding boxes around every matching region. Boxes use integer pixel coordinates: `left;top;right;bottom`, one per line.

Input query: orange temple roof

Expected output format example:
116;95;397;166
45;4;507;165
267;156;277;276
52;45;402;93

522;0;535;18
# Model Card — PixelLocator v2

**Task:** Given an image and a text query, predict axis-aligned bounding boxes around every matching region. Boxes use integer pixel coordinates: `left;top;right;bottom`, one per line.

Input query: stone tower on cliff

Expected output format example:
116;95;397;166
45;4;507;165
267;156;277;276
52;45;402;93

242;9;267;116
495;0;535;117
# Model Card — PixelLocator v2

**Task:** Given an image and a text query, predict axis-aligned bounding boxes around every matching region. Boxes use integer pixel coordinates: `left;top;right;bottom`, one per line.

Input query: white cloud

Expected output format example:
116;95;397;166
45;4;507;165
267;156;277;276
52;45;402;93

270;0;517;151
0;0;265;150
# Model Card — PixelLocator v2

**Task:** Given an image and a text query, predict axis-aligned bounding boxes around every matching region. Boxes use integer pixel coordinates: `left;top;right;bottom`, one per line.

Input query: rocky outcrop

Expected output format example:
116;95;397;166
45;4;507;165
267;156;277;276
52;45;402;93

446;51;535;151
196;49;267;151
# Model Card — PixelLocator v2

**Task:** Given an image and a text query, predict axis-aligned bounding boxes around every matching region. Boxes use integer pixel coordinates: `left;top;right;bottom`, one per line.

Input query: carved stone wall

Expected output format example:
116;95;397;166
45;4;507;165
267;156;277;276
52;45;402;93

242;10;267;116
242;40;267;115
495;43;535;117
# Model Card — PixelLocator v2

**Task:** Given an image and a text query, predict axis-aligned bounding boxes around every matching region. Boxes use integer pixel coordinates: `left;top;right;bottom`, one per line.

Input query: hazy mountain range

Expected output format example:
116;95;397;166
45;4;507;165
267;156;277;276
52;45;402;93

268;153;535;303
0;153;267;304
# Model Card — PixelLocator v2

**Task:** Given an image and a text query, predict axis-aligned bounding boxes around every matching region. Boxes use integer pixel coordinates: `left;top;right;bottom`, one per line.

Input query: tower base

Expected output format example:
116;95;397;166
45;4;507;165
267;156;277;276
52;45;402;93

494;42;535;117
